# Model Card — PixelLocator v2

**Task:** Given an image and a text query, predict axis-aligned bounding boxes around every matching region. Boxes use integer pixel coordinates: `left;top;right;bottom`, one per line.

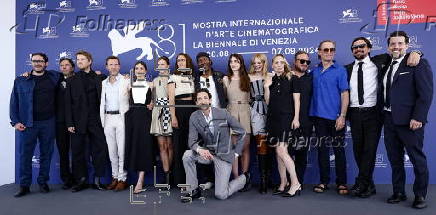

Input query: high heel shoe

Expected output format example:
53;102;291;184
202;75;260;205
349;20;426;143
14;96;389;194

273;184;290;195
282;184;302;198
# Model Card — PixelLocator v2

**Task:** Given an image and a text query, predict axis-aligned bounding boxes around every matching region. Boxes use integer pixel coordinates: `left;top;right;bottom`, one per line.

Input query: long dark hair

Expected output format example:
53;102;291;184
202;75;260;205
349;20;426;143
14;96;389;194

174;53;194;75
227;53;250;92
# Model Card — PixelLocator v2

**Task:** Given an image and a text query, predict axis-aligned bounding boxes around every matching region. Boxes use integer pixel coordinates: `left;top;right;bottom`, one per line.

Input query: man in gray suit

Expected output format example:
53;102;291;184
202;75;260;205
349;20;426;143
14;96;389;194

182;88;250;202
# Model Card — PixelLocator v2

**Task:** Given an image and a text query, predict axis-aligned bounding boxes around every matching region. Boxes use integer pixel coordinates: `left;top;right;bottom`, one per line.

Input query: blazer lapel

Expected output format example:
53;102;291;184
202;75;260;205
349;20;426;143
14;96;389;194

392;55;409;85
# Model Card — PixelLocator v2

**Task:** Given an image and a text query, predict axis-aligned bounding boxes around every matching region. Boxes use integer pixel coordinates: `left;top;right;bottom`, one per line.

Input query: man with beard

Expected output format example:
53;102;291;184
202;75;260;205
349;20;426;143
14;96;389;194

10;53;60;197
382;31;432;209
56;58;76;189
65;50;109;192
290;51;313;187
345;37;422;198
181;88;249;202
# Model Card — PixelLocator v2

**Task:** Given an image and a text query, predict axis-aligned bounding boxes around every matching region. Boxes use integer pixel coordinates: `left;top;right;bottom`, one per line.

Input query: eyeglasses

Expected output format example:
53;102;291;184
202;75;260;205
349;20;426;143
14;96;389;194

351;44;367;50
322;48;336;53
297;59;311;65
31;60;45;63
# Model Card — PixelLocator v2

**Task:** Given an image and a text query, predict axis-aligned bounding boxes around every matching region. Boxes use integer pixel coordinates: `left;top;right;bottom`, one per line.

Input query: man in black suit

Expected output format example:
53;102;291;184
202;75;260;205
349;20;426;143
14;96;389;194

56;58;76;190
65;50;109;192
382;31;433;209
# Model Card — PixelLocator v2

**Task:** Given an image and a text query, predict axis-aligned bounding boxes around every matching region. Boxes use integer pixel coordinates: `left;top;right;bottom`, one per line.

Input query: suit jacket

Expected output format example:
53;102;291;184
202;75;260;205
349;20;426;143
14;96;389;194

194;69;227;108
381;54;433;125
188;107;245;163
99;74;130;126
65;70;106;133
345;54;391;122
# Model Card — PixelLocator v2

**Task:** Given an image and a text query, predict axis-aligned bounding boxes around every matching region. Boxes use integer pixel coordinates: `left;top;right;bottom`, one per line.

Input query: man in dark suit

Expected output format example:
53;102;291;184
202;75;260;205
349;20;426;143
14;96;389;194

56;58;75;190
382;31;433;209
181;88;250;202
65;50;109;192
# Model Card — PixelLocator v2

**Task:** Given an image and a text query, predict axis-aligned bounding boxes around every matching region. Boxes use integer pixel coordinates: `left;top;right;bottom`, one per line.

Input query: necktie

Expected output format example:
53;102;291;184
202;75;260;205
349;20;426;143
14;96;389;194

385;61;398;108
357;62;364;105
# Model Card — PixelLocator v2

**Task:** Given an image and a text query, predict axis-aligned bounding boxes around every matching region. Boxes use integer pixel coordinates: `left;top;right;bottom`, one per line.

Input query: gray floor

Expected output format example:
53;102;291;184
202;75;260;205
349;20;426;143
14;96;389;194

0;184;434;215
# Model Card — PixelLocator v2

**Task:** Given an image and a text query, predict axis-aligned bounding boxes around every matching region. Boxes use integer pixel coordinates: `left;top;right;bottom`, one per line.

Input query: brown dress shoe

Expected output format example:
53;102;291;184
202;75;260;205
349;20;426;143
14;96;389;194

114;181;128;192
107;178;118;190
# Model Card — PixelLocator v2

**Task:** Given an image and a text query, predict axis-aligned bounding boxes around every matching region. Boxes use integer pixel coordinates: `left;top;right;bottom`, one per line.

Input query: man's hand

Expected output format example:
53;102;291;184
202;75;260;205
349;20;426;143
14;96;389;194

335;115;345;131
406;51;421;67
14;123;26;131
21;72;30;77
410;119;423;130
68;127;75;133
198;148;214;160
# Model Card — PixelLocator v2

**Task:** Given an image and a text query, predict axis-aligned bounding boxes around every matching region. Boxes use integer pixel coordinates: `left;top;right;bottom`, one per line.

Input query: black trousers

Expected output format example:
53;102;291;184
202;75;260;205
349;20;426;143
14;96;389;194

56;122;73;183
172;100;196;185
71;117;109;180
384;111;428;197
348;107;382;187
313;117;347;185
289;125;312;184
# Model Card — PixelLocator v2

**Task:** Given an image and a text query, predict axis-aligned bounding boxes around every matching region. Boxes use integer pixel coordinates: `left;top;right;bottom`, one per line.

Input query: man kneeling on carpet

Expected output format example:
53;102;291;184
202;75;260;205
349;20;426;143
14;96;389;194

181;88;250;202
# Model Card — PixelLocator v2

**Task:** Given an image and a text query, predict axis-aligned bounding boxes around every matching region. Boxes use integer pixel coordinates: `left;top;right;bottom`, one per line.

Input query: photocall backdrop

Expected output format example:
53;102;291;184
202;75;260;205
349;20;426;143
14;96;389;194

14;0;436;184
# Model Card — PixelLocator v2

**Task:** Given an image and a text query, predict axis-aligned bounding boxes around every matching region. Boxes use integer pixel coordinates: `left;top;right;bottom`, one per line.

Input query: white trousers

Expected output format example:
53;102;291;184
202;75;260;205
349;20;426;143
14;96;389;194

104;114;127;181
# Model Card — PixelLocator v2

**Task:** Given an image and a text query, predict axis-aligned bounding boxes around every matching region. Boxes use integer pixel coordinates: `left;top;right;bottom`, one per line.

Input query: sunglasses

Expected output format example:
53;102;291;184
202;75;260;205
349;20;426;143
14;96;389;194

322;48;336;53
297;59;311;65
351;44;367;50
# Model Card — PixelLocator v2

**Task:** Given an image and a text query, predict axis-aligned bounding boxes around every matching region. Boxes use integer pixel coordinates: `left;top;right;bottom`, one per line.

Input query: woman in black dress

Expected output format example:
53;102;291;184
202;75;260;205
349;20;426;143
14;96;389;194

265;54;301;197
124;61;154;194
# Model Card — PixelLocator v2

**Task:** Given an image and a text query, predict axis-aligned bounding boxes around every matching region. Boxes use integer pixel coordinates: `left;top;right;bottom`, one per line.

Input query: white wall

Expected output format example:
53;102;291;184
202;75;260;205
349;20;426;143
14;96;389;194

0;0;16;185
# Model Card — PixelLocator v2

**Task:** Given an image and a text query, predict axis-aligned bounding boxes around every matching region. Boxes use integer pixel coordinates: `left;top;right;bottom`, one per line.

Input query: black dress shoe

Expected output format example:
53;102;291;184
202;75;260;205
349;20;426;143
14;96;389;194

181;188;202;203
387;193;407;204
14;186;30;198
91;183;107;190
239;172;252;192
359;185;376;198
412;196;427;209
62;179;75;190
350;183;365;196
71;182;89;193
39;183;50;193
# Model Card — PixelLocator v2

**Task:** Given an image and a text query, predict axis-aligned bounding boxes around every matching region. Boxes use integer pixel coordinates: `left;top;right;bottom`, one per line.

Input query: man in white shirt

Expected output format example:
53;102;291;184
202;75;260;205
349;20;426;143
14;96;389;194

100;56;130;191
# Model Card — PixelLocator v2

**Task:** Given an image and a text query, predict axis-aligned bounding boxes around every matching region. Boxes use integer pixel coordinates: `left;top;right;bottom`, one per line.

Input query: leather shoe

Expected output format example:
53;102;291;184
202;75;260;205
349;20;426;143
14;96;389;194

359;184;376;198
239;172;251;192
39;183;50;193
387;193;407;204
412;196;427;209
114;181;128;192
72;178;89;193
14;186;30;198
62;180;74;190
181;188;202;203
107;178;118;190
350;183;365;196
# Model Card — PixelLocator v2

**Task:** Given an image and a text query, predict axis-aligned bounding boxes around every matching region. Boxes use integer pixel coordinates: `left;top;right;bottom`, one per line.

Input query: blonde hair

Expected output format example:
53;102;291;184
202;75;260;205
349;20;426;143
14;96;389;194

272;54;292;80
248;54;268;78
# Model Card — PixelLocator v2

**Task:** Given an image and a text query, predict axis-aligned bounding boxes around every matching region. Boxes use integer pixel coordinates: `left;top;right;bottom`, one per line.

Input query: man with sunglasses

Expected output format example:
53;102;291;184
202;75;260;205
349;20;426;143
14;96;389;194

290;51;313;186
310;40;350;195
10;53;60;197
345;37;422;199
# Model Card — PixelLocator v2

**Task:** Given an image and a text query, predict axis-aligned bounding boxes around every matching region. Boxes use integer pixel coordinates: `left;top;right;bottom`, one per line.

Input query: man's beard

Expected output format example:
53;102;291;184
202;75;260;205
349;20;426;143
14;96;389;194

295;66;306;73
34;69;44;74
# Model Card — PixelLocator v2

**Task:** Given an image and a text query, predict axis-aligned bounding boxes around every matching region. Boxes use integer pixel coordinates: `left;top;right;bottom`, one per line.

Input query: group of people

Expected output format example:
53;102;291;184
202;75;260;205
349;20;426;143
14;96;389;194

10;31;433;209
